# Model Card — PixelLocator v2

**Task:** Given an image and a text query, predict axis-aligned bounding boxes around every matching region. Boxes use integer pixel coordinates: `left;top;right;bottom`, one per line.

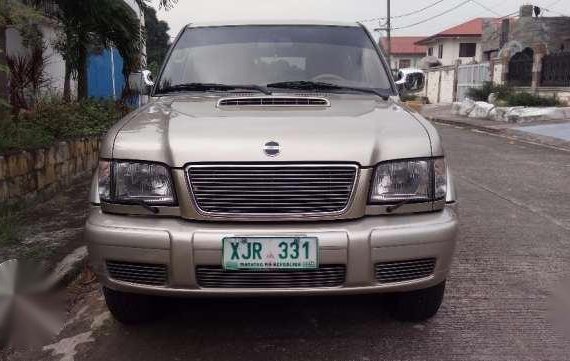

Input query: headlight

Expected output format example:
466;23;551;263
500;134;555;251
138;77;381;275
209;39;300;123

369;158;446;203
98;160;176;205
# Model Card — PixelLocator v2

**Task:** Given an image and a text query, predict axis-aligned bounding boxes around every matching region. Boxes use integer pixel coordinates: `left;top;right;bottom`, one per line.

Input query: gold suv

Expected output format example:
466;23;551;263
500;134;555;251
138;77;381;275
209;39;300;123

86;21;458;324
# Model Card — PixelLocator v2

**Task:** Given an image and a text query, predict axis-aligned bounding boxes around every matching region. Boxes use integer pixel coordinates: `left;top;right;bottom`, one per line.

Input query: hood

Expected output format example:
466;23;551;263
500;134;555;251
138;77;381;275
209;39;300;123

111;94;433;167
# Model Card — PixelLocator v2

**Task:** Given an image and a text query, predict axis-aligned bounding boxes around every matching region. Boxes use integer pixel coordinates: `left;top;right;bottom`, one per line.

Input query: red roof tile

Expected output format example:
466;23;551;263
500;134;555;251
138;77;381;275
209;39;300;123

380;36;426;55
416;18;495;45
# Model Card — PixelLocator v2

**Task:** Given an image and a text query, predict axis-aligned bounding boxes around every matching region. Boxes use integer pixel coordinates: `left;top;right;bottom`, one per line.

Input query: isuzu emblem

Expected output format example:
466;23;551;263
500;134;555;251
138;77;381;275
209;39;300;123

264;141;280;157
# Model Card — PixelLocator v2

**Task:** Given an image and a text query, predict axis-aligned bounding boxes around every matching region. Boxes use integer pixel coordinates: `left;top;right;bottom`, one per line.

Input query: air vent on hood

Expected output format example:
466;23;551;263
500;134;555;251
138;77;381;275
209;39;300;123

217;96;330;107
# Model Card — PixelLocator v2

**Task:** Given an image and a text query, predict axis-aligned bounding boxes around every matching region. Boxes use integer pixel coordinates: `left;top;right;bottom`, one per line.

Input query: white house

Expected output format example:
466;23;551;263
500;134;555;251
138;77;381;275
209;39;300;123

380;36;426;70
416;18;498;66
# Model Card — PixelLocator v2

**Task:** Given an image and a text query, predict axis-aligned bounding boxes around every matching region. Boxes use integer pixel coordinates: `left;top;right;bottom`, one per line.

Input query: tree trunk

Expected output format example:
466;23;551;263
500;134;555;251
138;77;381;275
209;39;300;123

0;26;8;104
77;43;89;100
63;59;71;102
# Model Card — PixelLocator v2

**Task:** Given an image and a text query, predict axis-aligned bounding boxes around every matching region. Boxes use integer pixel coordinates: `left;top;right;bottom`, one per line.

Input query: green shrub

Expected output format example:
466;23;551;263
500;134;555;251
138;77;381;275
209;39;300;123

504;92;561;107
0;98;127;153
466;82;562;107
466;82;495;101
466;82;514;102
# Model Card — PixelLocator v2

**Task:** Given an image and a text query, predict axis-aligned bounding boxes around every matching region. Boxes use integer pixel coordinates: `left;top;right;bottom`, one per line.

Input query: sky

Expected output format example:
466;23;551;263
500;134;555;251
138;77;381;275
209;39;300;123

149;0;567;40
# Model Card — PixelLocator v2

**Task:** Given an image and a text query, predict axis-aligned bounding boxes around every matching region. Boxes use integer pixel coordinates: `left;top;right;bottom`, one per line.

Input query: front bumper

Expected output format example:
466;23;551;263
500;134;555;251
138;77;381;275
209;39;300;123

86;206;458;297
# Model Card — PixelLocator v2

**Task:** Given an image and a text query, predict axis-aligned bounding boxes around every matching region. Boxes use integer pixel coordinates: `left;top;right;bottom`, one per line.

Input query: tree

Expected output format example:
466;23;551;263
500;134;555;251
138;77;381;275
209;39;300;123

45;0;144;100
141;4;170;76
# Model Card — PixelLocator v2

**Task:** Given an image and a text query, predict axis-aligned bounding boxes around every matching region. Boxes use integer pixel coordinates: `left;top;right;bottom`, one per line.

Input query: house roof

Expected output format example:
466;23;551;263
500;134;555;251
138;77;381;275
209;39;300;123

380;36;426;55
416;18;493;45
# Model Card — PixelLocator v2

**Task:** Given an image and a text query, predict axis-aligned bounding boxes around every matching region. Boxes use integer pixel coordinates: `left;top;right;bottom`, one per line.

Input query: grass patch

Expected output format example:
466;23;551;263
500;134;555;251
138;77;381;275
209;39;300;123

0;205;22;247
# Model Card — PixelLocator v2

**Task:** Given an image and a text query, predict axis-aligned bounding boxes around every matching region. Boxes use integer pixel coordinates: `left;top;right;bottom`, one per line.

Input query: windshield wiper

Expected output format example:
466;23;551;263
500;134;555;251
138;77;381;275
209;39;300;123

157;83;272;95
266;81;390;100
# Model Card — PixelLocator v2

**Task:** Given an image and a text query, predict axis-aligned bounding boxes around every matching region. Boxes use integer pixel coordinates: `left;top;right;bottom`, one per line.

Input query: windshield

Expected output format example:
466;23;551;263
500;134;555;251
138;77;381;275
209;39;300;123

156;25;393;94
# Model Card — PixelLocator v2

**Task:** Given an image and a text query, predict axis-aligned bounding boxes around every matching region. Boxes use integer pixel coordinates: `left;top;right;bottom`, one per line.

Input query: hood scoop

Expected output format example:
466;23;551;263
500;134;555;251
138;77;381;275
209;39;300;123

217;96;330;108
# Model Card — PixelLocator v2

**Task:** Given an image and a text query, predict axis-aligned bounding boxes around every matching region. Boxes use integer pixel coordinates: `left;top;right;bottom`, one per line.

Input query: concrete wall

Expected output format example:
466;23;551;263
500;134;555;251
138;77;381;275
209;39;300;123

0;137;101;205
424;37;483;66
424;66;456;104
483;16;570;56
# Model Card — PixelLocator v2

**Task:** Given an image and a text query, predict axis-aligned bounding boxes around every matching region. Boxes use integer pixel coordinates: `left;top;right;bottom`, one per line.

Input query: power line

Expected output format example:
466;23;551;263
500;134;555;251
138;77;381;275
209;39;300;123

471;0;501;16
393;0;472;30
360;0;447;22
542;7;569;16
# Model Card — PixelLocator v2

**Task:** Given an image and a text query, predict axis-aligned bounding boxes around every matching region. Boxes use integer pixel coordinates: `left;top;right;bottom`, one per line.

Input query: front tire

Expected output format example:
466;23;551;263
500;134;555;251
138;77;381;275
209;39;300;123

387;281;446;322
103;287;161;325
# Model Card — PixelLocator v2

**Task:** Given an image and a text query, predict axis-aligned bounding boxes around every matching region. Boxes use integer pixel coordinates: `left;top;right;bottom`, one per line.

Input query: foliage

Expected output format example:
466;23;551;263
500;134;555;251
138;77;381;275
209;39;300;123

0;98;127;153
7;46;50;112
466;82;511;102
142;4;170;73
504;92;562;107
466;82;562;107
33;0;145;99
0;0;45;49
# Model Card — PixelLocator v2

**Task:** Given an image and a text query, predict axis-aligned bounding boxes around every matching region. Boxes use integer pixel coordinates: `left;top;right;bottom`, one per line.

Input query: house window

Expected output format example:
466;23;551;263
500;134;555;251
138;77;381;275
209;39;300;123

459;43;477;57
428;47;433;56
399;59;411;68
438;44;444;59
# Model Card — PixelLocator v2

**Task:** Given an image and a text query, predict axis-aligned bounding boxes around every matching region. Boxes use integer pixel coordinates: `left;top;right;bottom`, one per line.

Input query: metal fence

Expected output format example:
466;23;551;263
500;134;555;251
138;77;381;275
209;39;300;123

541;52;570;87
456;63;491;101
508;48;533;87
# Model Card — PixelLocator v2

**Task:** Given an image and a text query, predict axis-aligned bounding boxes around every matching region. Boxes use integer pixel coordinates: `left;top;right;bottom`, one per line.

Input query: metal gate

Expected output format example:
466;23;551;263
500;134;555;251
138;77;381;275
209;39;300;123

508;48;533;86
456;63;491;101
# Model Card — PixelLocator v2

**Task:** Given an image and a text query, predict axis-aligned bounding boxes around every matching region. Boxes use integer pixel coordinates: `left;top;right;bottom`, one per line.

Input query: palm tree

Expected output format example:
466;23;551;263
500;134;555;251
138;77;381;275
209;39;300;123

52;0;144;100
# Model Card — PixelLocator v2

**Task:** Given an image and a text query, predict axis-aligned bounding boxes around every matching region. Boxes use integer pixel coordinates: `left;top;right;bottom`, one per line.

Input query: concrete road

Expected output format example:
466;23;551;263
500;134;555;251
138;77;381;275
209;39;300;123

12;124;570;361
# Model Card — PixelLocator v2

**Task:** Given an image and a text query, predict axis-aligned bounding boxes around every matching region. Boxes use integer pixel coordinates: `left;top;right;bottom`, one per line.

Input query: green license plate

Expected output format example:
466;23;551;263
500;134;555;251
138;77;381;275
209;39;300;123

222;236;319;270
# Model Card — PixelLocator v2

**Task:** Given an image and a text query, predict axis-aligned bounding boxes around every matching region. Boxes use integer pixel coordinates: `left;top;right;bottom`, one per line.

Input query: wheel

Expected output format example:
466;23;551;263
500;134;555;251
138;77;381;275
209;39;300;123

387;281;446;322
103;287;161;324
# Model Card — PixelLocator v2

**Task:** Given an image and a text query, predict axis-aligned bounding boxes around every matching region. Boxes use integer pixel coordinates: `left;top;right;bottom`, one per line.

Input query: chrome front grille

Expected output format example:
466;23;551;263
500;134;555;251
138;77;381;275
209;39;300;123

375;258;436;284
106;261;168;286
187;164;358;215
196;266;346;288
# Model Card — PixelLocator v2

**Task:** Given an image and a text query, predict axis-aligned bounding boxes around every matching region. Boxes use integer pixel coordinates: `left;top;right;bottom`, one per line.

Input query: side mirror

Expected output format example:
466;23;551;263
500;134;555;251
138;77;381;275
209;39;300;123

128;70;154;95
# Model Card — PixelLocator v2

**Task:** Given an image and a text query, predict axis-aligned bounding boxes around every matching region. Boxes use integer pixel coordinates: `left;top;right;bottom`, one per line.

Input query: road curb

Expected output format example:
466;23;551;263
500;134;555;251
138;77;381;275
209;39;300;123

426;115;570;152
424;115;504;134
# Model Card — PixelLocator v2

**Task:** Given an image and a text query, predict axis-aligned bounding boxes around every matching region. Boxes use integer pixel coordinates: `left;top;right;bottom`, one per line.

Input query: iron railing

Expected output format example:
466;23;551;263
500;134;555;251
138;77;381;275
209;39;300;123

541;52;570;87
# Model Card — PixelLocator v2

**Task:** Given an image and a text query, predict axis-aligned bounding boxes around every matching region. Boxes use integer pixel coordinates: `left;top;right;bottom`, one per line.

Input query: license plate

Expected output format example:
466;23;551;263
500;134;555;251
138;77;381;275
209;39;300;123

222;237;318;270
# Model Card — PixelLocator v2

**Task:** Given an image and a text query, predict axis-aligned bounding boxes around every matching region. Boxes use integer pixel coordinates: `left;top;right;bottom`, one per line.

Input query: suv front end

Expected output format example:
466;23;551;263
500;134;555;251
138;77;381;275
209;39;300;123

86;22;458;324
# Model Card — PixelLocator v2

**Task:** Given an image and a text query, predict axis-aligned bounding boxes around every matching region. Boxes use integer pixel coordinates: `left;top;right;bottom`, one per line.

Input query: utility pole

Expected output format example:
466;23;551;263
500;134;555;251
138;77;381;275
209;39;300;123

386;0;392;70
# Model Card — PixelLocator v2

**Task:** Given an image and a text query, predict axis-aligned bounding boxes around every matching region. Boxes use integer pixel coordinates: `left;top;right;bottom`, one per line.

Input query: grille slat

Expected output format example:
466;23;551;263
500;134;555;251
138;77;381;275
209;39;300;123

375;258;436;284
188;165;357;215
107;261;168;286
196;265;346;288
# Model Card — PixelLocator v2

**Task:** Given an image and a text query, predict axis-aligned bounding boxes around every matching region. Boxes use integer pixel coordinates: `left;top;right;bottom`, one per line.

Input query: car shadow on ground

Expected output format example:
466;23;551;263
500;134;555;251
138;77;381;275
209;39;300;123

133;294;398;338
